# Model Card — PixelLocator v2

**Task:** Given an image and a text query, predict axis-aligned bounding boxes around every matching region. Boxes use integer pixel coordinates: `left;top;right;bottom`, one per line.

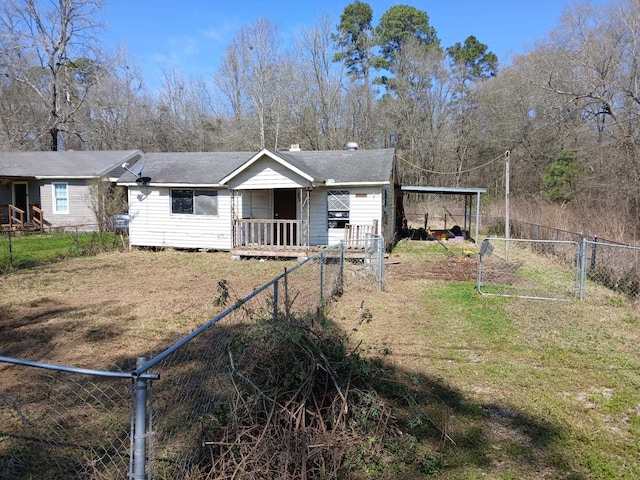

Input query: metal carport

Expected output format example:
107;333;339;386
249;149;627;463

401;186;487;242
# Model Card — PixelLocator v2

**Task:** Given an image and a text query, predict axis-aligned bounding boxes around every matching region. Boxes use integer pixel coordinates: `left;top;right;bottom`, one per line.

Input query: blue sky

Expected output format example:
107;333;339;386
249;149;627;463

101;0;610;91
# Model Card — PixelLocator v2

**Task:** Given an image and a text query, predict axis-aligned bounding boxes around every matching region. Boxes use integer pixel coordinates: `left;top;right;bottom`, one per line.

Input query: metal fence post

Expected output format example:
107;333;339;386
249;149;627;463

8;227;13;268
579;235;587;300
377;236;384;291
590;235;598;270
132;356;149;480
273;278;279;320
319;251;324;308
339;242;344;291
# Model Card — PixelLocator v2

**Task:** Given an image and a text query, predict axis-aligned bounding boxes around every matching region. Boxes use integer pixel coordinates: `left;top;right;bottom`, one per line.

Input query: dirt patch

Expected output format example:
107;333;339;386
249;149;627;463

387;253;479;282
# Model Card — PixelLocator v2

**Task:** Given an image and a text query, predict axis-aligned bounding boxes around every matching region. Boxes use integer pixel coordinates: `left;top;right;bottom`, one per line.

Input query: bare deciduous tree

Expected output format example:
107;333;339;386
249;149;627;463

0;0;107;150
216;17;286;150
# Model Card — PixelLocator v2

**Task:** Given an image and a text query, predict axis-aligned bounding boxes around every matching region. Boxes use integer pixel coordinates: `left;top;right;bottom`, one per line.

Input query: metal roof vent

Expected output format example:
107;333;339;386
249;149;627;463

289;144;301;151
345;142;358;150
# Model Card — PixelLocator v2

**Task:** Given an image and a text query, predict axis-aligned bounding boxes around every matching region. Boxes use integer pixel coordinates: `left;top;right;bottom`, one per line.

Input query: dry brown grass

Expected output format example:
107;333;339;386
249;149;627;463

0;250;296;370
3;242;640;479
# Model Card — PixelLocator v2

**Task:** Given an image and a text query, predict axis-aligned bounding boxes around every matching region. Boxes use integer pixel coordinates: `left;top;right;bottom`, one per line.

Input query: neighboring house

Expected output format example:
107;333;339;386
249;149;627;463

0;150;142;230
118;147;401;257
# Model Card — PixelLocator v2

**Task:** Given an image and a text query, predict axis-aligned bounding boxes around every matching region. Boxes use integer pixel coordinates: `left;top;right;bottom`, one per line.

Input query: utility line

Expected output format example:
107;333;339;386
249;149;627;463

395;151;508;175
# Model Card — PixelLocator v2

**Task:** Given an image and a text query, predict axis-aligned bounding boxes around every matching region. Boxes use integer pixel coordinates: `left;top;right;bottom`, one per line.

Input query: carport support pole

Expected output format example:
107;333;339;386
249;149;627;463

475;192;481;243
132;356;148;480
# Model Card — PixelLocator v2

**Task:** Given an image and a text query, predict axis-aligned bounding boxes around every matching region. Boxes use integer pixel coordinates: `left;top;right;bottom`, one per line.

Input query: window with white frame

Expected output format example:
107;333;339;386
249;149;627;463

327;190;349;228
52;182;68;214
171;189;218;215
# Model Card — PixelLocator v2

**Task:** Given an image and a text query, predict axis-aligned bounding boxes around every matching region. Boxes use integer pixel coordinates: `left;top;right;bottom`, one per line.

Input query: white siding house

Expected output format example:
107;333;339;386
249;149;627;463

119;148;401;257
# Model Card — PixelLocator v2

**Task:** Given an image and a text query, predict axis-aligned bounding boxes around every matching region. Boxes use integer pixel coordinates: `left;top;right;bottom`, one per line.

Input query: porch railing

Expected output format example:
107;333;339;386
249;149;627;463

234;219;305;247
6;204;45;231
8;204;25;230
31;205;44;231
345;221;378;245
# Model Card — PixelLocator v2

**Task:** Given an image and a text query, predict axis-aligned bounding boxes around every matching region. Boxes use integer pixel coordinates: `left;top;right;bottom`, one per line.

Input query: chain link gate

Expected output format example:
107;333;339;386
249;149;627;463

477;237;581;301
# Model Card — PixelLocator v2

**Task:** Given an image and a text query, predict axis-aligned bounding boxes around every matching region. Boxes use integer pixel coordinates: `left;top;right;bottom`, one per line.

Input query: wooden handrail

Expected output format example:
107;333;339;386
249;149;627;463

31;205;44;232
8;204;25;230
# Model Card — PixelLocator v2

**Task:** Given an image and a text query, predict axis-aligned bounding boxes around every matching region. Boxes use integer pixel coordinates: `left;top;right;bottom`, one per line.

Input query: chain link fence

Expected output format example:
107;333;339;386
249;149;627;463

342;234;385;291
581;238;640;301
1;240;384;478
477;236;640;302
0;225;126;273
0;366;135;479
477;237;580;300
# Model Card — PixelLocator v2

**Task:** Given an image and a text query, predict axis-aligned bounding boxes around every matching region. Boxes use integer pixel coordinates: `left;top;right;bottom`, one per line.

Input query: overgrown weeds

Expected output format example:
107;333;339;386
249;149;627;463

197;311;448;479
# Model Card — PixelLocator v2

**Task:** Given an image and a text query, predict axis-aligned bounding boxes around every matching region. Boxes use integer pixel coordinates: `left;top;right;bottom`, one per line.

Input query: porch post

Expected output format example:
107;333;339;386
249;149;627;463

306;187;311;247
230;190;237;248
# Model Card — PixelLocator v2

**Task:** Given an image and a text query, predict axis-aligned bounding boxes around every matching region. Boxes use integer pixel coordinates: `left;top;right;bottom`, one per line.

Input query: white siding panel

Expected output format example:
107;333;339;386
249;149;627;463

228;159;307;190
308;190;328;245
310;187;383;246
349;187;382;228
128;187;233;250
246;190;271;219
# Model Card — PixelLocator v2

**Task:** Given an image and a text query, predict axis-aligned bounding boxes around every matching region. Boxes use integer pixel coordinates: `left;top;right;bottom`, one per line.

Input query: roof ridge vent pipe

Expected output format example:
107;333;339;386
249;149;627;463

345;142;358;150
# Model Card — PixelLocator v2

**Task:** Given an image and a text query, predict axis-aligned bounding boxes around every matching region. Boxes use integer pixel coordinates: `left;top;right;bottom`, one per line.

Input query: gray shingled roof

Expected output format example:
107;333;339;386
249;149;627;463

119;148;396;185
0;150;142;178
119;152;254;184
274;148;395;184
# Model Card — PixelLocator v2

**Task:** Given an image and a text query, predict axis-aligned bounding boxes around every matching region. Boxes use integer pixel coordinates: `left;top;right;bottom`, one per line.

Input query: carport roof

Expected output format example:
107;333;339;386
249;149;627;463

401;186;487;241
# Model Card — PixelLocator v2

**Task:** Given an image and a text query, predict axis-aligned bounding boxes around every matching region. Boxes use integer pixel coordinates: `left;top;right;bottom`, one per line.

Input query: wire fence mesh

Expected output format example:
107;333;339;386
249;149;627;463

342;235;384;291
0;365;134;479
139;243;348;479
0;241;371;479
582;239;640;301
477;237;580;300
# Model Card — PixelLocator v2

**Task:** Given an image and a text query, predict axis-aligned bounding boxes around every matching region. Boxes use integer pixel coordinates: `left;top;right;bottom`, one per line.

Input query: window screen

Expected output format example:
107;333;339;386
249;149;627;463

328;190;349;229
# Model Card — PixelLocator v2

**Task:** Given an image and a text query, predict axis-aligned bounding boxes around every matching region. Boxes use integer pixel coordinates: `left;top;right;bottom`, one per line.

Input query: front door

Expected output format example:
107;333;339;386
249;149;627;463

273;189;297;245
12;182;29;222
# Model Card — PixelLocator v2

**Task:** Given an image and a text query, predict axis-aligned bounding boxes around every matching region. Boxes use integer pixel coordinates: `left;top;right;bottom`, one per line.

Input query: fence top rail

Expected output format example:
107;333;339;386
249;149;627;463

583;239;640;251
483;237;579;246
134;242;345;376
0;242;346;379
0;355;158;380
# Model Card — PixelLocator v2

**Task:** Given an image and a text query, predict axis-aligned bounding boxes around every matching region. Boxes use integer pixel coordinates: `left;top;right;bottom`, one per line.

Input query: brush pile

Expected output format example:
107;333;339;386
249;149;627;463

198;312;399;479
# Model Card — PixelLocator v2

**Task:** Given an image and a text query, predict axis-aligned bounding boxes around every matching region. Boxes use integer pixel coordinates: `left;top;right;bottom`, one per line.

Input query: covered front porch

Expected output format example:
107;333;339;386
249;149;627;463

1;180;45;232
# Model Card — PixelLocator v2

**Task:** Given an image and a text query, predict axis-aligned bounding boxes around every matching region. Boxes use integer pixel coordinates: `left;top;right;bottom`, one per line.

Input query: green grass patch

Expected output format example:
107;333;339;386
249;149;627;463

0;231;117;273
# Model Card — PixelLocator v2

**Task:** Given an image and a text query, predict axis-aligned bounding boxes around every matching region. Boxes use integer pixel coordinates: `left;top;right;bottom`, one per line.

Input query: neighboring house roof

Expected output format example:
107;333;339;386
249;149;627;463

0;150;143;179
118;148;397;187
